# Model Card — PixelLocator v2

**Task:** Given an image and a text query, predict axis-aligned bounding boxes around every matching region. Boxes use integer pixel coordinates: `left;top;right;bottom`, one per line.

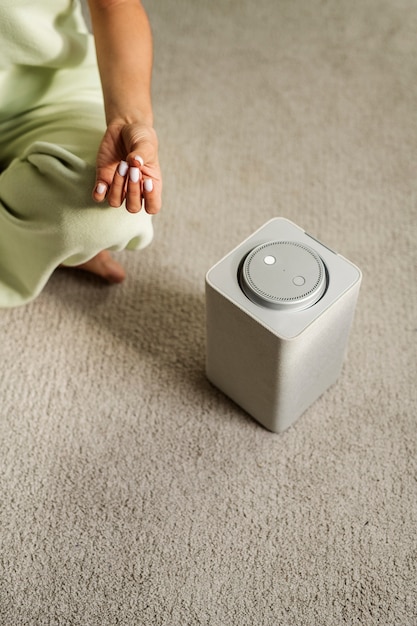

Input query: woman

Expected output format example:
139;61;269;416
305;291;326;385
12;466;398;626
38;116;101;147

0;0;162;307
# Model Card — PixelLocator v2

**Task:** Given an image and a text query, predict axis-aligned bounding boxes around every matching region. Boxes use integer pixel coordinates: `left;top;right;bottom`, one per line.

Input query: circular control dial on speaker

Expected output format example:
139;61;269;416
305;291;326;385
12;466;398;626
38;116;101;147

240;241;327;311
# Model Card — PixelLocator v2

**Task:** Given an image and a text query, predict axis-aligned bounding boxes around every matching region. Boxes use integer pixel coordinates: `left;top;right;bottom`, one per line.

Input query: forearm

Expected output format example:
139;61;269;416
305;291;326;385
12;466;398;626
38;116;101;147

87;0;154;126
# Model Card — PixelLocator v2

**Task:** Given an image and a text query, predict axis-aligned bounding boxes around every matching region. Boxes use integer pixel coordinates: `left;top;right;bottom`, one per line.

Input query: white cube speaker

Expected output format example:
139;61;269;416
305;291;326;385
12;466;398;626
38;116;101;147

205;218;362;433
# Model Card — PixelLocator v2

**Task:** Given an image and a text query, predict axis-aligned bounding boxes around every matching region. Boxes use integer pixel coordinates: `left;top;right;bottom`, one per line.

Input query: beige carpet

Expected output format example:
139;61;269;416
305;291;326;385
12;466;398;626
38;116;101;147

1;0;416;623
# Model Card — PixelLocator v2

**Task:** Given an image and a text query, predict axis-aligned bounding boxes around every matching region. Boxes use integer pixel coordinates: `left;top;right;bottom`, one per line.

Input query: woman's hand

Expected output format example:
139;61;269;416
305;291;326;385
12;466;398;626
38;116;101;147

93;122;162;215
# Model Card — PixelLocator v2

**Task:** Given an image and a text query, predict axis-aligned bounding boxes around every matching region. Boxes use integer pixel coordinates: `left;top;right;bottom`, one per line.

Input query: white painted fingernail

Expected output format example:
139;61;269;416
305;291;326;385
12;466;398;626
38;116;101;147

144;178;153;192
118;160;129;176
134;155;144;166
129;167;140;183
96;182;107;194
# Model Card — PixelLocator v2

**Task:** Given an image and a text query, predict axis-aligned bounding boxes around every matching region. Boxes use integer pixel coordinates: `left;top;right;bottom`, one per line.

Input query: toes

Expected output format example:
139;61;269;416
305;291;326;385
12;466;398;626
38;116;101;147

75;251;126;283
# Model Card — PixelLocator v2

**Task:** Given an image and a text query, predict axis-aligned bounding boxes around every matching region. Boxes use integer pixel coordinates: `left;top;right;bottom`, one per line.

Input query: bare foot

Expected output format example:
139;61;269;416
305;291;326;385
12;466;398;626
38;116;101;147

73;251;126;284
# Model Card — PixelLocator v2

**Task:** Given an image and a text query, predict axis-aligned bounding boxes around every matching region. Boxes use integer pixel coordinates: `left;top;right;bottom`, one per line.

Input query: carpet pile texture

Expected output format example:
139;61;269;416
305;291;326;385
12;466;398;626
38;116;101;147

1;0;416;623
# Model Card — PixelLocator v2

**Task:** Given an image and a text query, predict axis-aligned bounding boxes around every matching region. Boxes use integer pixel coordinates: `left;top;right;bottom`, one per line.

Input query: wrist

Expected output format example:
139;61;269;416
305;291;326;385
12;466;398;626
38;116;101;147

105;106;154;128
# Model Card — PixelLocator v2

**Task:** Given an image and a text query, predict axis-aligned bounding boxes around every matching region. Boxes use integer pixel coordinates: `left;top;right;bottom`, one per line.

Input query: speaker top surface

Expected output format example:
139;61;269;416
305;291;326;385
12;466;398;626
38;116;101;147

240;241;327;311
206;217;362;339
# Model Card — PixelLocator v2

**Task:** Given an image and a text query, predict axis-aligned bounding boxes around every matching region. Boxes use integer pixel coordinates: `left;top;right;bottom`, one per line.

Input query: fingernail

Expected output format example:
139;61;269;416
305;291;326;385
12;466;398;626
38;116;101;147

129;167;140;183
134;155;144;166
144;178;153;192
96;182;107;194
118;160;129;176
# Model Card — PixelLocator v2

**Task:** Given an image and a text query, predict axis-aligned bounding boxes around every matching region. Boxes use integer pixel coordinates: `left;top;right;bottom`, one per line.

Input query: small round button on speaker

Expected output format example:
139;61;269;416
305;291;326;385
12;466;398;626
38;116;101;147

240;241;327;311
292;276;306;286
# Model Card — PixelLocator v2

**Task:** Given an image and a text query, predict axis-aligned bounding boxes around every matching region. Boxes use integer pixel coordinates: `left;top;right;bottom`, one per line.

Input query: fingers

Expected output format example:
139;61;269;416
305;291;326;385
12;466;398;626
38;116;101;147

94;155;161;215
132;153;162;215
126;154;162;215
106;160;130;209
142;174;161;215
93;181;108;202
125;164;142;213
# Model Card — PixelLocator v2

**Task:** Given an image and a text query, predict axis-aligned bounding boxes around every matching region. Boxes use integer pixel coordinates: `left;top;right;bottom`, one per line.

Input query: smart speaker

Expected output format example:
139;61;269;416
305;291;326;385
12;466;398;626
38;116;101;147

205;218;362;433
